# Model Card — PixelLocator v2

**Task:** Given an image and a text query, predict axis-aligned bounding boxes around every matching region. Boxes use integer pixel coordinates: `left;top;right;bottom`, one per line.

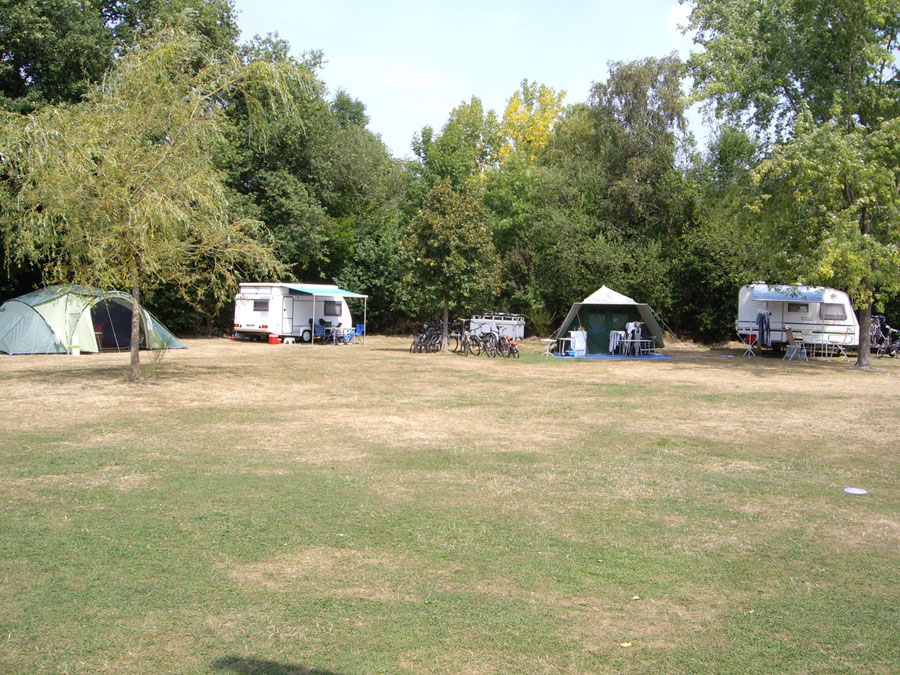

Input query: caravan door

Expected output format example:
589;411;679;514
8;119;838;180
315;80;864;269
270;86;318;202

281;297;293;334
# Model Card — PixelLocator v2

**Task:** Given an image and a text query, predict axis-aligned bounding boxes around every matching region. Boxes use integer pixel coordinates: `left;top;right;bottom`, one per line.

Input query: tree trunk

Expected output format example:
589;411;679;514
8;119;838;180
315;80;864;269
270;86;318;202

856;301;872;368
442;296;449;352
129;270;141;382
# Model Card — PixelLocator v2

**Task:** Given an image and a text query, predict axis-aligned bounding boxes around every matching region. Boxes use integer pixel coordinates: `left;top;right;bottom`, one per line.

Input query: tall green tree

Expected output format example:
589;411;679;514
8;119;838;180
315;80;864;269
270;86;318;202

409;97;502;199
749;113;900;360
0;0;239;112
685;0;900;364
398;180;500;350
686;0;900;135
224;49;402;289
1;24;307;380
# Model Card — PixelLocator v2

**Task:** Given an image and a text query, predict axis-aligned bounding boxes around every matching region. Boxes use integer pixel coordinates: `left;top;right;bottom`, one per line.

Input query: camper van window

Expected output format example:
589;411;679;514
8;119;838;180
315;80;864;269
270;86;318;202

787;303;808;313
253;300;269;312
821;303;847;321
324;301;341;316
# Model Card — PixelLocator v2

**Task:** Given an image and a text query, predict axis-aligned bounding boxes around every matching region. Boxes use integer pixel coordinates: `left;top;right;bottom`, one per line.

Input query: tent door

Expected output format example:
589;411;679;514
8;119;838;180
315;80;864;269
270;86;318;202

282;297;293;334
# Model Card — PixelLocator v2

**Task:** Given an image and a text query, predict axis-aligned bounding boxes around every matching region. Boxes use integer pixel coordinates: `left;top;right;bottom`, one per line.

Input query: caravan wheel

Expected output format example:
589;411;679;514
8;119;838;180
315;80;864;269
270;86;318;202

299;329;312;343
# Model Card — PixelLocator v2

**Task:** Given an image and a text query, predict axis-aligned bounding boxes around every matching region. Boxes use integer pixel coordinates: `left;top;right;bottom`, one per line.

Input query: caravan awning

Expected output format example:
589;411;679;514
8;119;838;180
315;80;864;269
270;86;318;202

752;286;824;303
284;284;368;299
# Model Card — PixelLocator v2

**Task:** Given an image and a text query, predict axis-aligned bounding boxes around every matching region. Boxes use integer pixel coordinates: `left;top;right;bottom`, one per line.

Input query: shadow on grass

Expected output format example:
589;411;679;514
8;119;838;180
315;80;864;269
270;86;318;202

658;347;862;377
7;363;232;386
212;656;342;675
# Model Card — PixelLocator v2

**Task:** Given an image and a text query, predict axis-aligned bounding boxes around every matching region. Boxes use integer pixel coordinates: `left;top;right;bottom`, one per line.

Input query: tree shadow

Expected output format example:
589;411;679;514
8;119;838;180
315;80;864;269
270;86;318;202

10;362;232;386
211;655;343;675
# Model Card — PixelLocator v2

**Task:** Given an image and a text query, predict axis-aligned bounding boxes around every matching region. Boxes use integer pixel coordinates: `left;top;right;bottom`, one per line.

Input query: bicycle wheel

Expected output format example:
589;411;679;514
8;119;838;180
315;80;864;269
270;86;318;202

469;335;483;356
482;333;497;357
877;340;889;358
497;337;510;358
509;344;520;358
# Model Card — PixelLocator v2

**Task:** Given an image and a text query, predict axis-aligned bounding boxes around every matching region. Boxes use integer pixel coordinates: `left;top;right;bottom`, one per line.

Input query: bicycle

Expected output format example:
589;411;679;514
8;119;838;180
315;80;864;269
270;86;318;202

871;315;887;351
499;334;519;358
877;323;899;358
479;330;501;357
410;320;445;353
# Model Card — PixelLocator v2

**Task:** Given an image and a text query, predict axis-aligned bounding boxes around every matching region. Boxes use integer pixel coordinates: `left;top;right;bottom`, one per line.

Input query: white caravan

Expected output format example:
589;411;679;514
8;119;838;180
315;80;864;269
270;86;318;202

233;283;367;343
736;283;859;351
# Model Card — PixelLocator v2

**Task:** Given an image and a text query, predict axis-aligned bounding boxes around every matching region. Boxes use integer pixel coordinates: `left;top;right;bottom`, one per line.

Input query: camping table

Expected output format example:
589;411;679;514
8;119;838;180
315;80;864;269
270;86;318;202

326;327;352;344
557;337;572;355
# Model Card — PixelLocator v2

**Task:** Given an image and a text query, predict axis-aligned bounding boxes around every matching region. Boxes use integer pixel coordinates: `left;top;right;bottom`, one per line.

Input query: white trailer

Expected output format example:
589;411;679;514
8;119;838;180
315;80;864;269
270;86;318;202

469;313;526;339
736;283;858;352
233;283;367;344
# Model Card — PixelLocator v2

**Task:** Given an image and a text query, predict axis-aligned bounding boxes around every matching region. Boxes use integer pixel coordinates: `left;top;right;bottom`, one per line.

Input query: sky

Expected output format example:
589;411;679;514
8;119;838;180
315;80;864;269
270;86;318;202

229;1;696;158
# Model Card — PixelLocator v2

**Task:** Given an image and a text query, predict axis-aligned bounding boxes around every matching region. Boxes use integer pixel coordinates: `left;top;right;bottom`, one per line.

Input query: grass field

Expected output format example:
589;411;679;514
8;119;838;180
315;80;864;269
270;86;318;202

2;336;899;673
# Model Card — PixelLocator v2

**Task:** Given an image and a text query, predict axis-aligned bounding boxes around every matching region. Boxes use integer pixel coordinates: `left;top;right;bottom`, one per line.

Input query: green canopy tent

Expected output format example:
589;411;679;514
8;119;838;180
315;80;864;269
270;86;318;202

552;286;665;355
0;285;185;355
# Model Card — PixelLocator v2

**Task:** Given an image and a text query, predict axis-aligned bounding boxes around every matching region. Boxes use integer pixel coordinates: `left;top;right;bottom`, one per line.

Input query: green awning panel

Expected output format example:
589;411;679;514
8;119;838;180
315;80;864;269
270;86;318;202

284;284;368;298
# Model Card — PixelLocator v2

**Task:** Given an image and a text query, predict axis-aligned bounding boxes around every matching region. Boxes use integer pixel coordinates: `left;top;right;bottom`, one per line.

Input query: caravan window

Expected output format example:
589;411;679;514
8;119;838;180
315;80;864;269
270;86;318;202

253;300;269;312
821;303;847;321
787;303;808;313
324;301;341;316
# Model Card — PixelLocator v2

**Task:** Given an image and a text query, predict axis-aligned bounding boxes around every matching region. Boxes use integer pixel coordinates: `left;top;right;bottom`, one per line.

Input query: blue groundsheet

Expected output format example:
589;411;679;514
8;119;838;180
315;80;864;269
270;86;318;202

552;353;672;360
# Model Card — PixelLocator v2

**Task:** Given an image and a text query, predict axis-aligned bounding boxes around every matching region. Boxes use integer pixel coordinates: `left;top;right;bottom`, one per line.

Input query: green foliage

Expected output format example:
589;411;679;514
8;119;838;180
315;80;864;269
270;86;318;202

751;112;900;308
687;0;900;134
331;88;369;127
484;57;698;330
410;97;502;194
398;180;500;320
223;48;402;290
0;0;115;110
686;0;900;359
0;0;239;112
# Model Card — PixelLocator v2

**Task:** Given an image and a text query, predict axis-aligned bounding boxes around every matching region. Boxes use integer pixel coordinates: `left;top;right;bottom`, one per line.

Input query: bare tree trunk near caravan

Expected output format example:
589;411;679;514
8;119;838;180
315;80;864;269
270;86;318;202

130;261;142;382
857;302;872;368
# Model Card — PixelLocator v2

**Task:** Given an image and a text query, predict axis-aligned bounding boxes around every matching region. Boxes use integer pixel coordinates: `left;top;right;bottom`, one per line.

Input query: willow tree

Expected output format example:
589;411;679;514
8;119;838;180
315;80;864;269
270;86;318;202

1;24;308;380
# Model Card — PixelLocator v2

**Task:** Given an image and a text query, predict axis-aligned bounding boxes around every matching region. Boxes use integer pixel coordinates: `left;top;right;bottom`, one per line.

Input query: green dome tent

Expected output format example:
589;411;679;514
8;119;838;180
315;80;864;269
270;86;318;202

0;285;185;355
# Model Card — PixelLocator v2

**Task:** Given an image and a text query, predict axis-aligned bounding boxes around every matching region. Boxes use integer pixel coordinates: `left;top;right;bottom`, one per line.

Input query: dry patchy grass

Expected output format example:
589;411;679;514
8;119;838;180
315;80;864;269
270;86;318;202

2;336;900;673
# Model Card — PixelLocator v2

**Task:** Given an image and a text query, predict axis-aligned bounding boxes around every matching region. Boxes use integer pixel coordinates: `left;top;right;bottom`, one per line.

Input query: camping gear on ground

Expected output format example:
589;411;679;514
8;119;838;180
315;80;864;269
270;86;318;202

737;283;858;356
0;285;184;355
552;286;664;356
570;328;587;356
233;283;367;345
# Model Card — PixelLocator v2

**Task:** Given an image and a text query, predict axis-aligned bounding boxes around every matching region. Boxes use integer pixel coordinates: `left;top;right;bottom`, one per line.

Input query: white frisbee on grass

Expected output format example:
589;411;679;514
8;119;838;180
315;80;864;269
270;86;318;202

843;487;868;495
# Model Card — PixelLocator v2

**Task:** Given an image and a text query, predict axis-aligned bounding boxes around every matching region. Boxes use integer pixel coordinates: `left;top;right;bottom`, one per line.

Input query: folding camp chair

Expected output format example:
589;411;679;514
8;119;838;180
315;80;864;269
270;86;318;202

784;327;808;361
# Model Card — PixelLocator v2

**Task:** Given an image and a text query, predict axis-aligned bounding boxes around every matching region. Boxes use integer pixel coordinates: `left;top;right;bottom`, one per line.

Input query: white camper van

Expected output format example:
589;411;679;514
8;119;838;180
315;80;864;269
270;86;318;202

233;283;367;343
736;283;858;352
